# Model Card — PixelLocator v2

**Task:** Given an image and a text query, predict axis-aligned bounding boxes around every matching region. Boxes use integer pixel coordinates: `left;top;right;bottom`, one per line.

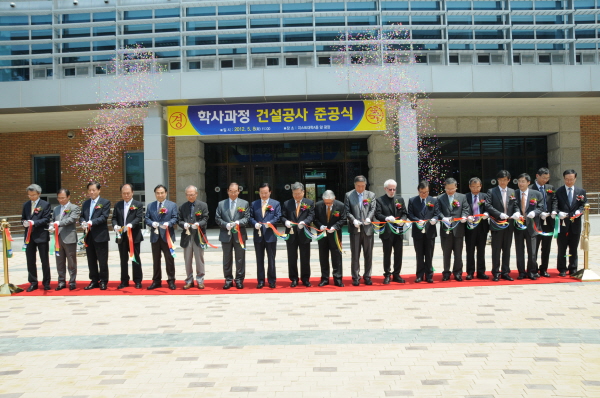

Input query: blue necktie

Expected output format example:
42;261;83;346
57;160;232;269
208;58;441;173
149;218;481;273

568;187;573;205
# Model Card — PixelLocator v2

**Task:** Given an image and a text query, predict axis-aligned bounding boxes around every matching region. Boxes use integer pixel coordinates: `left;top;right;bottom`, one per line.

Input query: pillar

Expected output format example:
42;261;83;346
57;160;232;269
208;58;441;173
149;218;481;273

143;105;169;203
396;108;419;201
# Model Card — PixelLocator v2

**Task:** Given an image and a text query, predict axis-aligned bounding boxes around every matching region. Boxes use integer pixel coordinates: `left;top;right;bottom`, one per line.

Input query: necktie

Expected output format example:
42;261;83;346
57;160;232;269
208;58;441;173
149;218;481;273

124;201;129;221
90;200;95;221
358;193;364;217
262;200;267;217
421;198;426;215
501;189;507;213
473;195;479;215
449;195;453;207
296;201;300;217
327;205;331;222
230;200;235;218
521;192;527;214
540;185;546;211
568;187;573;204
158;202;163;217
190;202;195;219
30;201;35;215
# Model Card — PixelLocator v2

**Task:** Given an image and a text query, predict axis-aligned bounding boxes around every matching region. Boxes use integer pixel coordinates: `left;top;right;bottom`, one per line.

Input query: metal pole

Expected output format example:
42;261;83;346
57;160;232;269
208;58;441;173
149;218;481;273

573;203;600;281
0;218;23;296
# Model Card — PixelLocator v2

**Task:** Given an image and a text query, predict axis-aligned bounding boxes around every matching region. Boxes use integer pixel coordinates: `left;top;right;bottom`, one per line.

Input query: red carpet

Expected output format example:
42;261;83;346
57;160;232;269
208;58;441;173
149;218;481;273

18;270;579;296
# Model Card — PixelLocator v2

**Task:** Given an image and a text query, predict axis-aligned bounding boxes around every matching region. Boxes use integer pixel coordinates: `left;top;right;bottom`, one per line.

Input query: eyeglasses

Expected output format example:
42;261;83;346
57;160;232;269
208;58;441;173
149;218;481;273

386;188;396;191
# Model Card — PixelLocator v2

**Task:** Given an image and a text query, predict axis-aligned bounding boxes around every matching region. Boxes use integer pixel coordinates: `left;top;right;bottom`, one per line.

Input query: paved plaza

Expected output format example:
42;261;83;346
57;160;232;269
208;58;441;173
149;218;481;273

1;233;600;398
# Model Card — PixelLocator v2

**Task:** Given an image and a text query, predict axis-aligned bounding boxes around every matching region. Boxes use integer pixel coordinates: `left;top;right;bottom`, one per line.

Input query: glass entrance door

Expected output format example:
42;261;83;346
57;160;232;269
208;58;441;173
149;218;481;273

301;163;345;202
250;165;273;203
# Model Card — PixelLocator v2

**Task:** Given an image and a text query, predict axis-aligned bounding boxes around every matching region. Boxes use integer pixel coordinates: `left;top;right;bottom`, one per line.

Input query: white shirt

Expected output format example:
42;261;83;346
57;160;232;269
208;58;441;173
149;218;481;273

124;200;132;221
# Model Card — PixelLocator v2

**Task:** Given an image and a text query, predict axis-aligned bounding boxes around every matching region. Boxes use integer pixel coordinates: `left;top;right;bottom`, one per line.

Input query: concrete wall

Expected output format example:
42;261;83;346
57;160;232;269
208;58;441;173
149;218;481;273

174;137;205;205
368;134;396;197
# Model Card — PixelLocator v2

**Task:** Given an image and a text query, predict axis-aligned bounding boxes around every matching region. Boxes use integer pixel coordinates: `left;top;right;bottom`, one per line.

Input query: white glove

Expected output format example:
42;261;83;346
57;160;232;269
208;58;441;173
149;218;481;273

226;223;233;231
429;218;437;225
551;211;557;219
160;222;168;229
353;219;362;227
192;223;199;229
541;212;549;220
152;222;159;228
48;225;54;232
559;212;568;219
500;213;508;220
417;221;425;227
126;223;132;229
320;225;326;231
327;227;335;234
113;225;121;231
235;220;240;225
527;211;535;219
87;221;92;226
298;221;305;229
460;217;467;223
81;222;88;230
575;210;581;216
467;216;474;222
483;212;489;220
266;222;273;228
285;220;291;228
255;223;261;230
364;218;371;225
22;220;29;228
442;217;451;223
184;222;190;229
511;213;521;220
385;216;395;222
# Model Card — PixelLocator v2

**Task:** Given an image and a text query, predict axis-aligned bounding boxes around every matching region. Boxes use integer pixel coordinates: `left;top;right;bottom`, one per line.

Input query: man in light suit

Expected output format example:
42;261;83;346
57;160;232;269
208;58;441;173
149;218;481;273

407;180;438;283
313;190;346;287
374;179;407;284
215;182;250;289
281;182;315;287
145;184;179;290
178;185;209;290
79;181;111;290
552;169;587;276
512;173;544;280
21;183;52;292
435;177;470;281
112;183;144;289
249;182;281;289
485;170;517;282
465;177;490;280
49;188;80;291
344;175;376;286
529;167;555;277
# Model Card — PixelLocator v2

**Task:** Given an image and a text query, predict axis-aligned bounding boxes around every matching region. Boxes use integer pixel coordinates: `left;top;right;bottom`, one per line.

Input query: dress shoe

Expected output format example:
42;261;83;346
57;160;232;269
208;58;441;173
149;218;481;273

197;283;205;289
442;275;450;282
290;280;298;288
117;282;129;289
454;274;463;282
352;279;360;286
84;282;99;290
527;273;538;280
223;281;233;290
183;282;194;290
135;283;142;289
466;274;474;281
100;282;107;290
477;273;490;280
333;279;344;287
426;278;434;283
302;280;312;287
501;274;514;281
558;271;567;277
364;278;373;286
414;277;422;283
236;281;244;289
147;281;162;290
517;273;526;280
568;269;576;275
269;282;276;289
318;280;329;287
168;281;176;290
26;284;38;292
540;271;551;278
256;282;264;289
43;284;51;290
392;275;404;283
492;275;500;282
55;283;66;291
383;276;390;285
69;283;76;291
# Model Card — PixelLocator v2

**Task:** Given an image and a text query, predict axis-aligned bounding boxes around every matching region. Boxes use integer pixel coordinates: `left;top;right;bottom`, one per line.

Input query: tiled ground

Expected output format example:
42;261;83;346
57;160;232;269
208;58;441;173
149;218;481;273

1;233;600;397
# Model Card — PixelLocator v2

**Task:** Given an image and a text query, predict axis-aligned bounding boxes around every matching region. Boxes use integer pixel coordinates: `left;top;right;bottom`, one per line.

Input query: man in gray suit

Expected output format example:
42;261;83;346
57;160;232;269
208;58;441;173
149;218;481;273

49;188;80;291
344;175;376;286
178;185;209;290
215;182;250;289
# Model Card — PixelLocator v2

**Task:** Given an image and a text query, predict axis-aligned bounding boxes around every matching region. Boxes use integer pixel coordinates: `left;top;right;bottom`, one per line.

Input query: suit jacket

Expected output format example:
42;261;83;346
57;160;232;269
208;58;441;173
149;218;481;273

280;198;315;245
552;185;587;234
111;199;144;244
529;183;555;233
79;197;111;243
313;200;346;231
144;200;179;243
512;189;544;236
177;200;209;248
344;189;376;236
52;202;80;245
215;198;250;243
249;198;281;243
435;193;470;237
465;192;489;234
407;196;438;239
375;194;407;240
21;199;51;243
485;186;517;222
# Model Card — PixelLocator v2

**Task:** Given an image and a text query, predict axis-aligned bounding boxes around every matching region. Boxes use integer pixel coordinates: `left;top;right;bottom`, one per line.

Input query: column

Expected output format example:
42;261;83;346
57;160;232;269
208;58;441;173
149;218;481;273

396;107;419;201
143;105;168;203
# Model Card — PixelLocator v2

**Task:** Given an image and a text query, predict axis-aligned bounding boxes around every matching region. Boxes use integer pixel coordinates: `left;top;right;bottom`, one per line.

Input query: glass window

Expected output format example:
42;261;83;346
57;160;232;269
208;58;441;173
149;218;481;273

124;24;153;35
155;22;180;33
7;44;29;55
0;68;29;81
475;30;504;39
412;15;441;25
251;47;281;54
155;8;180;18
323;141;343;160
218;34;247;44
155;37;180;47
219;19;247;29
536;30;564;39
315;17;345;26
93;12;115;22
315;2;345;12
481;138;503;156
411;1;440;10
205;144;227;163
526;138;547;156
31;15;52;25
31;44;52;54
93;40;115;51
448;30;473;39
316;31;340;41
283;17;313;27
63;28;90;38
93;26;116;36
251;18;280;28
511;1;533;10
0;30;29;40
460;139;481;157
512;15;534;24
125;152;144;191
219;5;246;15
381;1;409;10
124;38;152;48
187;49;216;56
62;42;90;53
252;144;273;162
473;1;502;9
412;30;442;39
62;13;91;23
536;15;564;24
250;4;280;14
33;156;60;194
284;45;313;52
348;16;378;26
187;7;216;16
448;16;472;25
513;30;535;39
347;140;368;159
0;15;28;25
284;32;313;42
155;50;180;58
474;15;503;24
575;29;596;38
439;139;459;157
251;33;281;43
124;10;152;20
347;2;377;11
31;29;52;40
186;21;216;31
32;58;52;65
383;16;410;25
575;14;596;23
273;143;300;161
447;1;471;10
188;36;216;45
537;0;564;8
283;3;312;12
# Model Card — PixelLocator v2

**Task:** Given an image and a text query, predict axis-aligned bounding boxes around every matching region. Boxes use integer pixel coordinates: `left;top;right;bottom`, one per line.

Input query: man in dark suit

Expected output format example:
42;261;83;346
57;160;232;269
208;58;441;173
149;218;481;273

79;181;111;290
281;182;315;287
407;180;438;283
313;190;347;287
112;183;144;289
464;177;490;280
249;182;281;289
552;169;587;276
215;182;250;289
21;184;52;292
375;179;407;284
485;170;517;281
145;184;179;290
435;178;470;281
178;185;209;290
529;167;555;277
513;173;544;280
50;188;80;291
344;175;377;286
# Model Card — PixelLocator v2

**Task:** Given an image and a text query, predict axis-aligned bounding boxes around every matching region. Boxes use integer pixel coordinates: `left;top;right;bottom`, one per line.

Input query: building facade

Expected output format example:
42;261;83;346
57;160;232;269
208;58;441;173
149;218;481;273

1;0;599;215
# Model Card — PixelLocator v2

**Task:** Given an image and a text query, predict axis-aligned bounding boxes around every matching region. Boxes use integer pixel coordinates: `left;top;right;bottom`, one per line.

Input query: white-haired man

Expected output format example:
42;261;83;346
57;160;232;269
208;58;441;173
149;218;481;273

178;185;209;289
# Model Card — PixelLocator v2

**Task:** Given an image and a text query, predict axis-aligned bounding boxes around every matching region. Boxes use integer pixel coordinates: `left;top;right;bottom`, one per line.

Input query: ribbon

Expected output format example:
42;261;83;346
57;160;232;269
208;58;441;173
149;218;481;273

198;227;219;249
513;218;528;231
165;227;176;257
534;217;557;237
333;228;345;254
261;222;289;241
83;224;90;248
127;227;137;263
54;224;60;253
489;217;510;231
4;228;13;258
553;216;560;238
300;223;328;241
234;226;246;250
22;220;33;251
49;234;55;255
